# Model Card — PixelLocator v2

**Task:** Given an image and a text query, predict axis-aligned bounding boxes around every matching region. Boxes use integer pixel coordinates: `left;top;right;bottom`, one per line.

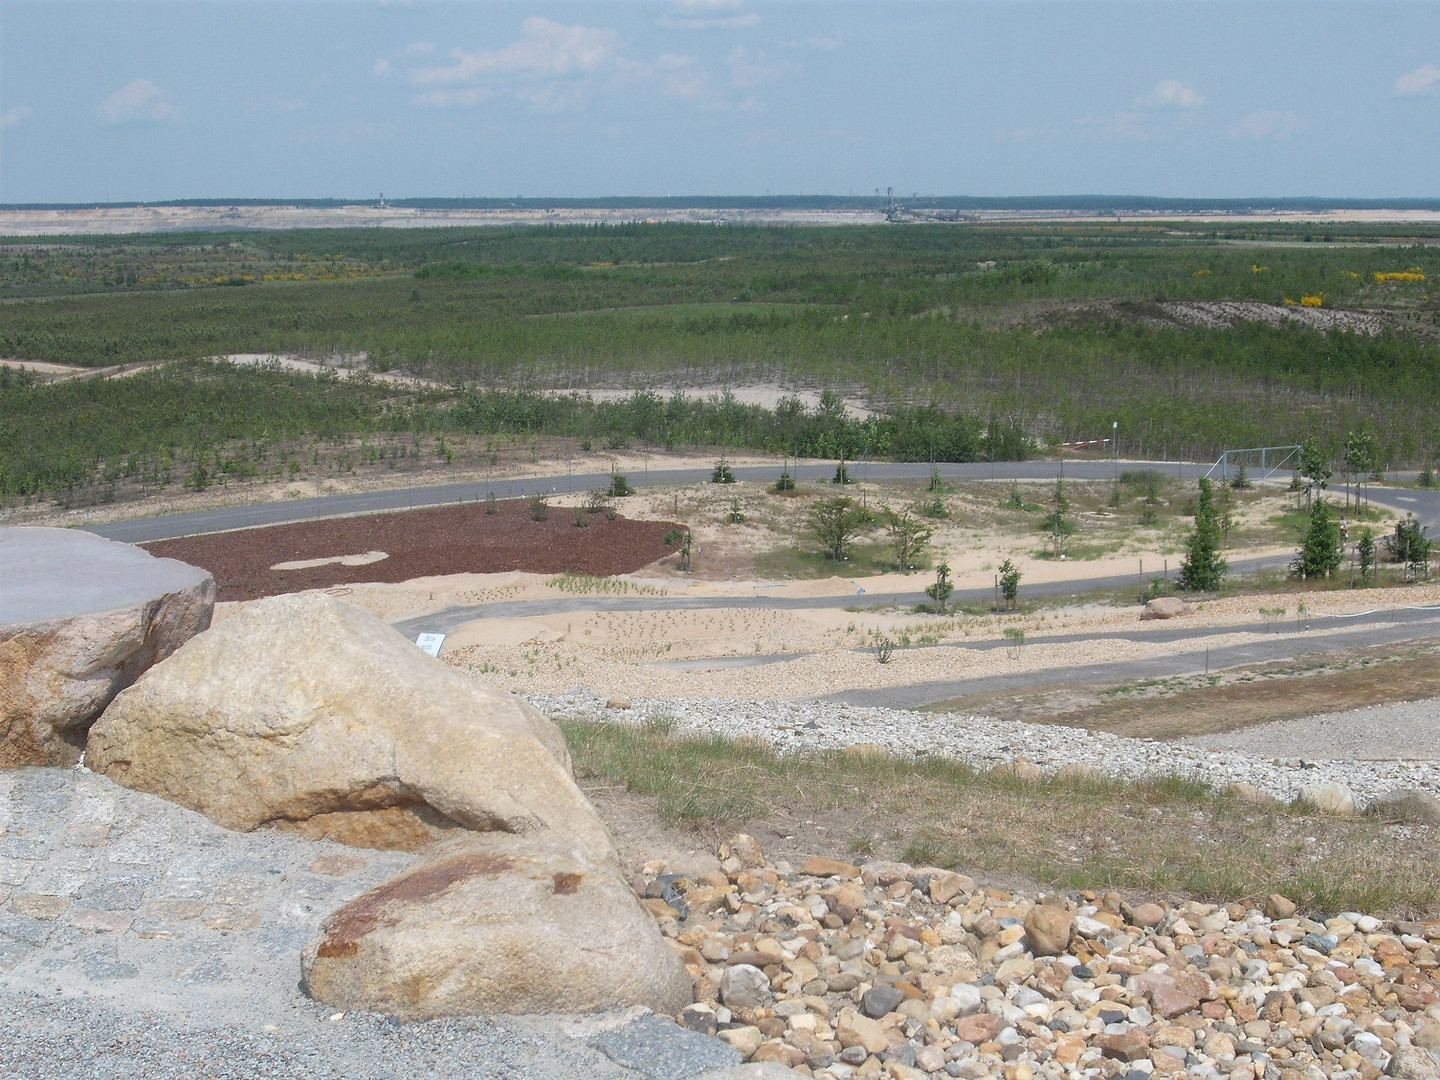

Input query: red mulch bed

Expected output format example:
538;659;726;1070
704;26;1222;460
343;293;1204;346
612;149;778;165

144;501;682;602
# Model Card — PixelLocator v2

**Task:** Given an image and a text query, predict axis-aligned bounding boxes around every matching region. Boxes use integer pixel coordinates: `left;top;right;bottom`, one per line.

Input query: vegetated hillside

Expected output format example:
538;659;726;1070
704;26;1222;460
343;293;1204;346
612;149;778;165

1;222;1437;505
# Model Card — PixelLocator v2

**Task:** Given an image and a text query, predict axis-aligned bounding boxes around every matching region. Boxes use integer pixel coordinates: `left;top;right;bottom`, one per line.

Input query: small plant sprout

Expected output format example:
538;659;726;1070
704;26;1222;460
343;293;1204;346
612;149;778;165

874;634;896;664
1003;626;1026;658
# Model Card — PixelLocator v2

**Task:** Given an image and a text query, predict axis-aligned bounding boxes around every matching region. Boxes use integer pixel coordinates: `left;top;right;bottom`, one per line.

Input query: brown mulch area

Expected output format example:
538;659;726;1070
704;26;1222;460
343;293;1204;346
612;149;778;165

143;501;683;602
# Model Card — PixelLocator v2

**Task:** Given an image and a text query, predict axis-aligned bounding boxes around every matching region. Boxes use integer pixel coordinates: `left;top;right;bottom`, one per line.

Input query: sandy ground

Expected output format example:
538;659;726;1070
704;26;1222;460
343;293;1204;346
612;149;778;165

222;551;1440;705
7;205;1440;236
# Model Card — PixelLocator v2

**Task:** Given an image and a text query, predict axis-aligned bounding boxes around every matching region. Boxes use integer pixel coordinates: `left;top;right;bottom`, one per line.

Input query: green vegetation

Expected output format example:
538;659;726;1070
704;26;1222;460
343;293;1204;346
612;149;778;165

560;717;1438;915
1293;498;1343;579
925;562;955;613
998;558;1022;610
5;220;1440;506
1176;477;1229;591
809;496;863;561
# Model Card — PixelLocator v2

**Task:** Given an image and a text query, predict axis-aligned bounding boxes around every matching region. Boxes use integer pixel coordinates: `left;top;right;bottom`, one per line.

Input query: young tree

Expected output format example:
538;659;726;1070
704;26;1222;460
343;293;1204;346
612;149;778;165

1299;437;1332;510
1343;430;1375;512
810;496;861;561
1041;478;1073;558
998;558;1022;610
1177;478;1229;592
926;562;954;613
1292;498;1343;580
882;504;934;572
1388;514;1432;582
1357;527;1376;584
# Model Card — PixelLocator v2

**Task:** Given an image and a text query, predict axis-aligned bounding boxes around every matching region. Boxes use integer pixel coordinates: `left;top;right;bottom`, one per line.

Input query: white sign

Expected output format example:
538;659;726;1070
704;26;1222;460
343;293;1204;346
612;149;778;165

415;633;446;658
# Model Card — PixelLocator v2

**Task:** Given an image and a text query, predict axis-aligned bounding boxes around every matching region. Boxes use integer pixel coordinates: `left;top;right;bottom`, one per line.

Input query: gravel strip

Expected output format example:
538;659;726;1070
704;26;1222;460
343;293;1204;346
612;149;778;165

1178;698;1440;762
527;692;1440;806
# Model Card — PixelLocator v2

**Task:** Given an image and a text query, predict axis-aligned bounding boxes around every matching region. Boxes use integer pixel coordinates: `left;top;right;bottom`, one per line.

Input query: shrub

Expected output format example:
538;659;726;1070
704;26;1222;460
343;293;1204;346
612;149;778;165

925;563;954;613
530;497;549;521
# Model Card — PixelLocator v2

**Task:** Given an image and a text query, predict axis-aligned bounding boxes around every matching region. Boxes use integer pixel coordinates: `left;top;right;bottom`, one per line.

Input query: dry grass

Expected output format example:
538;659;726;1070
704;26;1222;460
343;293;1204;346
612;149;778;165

561;717;1440;918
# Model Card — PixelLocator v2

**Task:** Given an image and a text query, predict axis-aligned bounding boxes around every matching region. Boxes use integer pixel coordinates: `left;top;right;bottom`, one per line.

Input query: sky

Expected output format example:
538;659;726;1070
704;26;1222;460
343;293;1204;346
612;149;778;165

2;1;1439;203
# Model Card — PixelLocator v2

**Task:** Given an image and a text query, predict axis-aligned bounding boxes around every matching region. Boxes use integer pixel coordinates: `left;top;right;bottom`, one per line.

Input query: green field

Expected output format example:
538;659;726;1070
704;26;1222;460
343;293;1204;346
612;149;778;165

2;220;1438;504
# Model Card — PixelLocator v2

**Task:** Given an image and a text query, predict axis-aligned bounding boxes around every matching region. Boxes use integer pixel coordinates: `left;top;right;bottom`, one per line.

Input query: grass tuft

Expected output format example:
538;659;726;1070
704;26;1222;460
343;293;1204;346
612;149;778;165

559;718;1439;917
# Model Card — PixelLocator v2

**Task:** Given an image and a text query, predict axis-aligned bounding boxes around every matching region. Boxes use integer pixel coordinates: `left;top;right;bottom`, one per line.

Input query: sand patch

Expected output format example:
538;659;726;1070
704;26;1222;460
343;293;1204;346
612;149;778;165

270;550;389;572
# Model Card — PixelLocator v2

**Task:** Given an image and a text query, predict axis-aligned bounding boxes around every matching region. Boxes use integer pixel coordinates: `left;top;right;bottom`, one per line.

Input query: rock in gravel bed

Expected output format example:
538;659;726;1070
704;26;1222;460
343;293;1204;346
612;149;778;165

643;832;1440;1080
527;691;1440;809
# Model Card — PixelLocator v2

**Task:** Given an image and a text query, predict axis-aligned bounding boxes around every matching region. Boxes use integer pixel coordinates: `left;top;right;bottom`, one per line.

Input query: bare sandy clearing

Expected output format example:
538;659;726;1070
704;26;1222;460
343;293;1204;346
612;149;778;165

270;550;389;571
218;353;448;390
0;358;90;377
7;204;1440;236
1160;300;1387;335
541;383;877;419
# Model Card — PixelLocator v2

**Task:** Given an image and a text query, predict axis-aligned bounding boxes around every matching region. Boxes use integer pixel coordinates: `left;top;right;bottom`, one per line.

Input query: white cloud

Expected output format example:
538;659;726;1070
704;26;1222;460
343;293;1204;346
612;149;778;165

0;105;32;130
1395;64;1440;96
412;87;490;108
660;1;760;30
1227;110;1306;139
1138;79;1205;109
412;18;623;85
97;78;177;124
373;58;392;76
405;41;436;56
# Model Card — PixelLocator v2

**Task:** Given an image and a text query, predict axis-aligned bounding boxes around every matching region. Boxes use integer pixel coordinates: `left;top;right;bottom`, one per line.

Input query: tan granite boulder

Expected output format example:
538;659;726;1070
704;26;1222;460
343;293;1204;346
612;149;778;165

0;527;213;767
300;832;692;1018
86;592;612;859
1140;596;1191;620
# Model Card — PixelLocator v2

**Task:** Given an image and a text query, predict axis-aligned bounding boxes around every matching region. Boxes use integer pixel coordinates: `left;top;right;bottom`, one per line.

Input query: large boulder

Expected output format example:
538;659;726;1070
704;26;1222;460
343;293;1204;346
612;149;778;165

86;592;614;860
1;527;213;768
301;832;693;1018
1140;596;1191;620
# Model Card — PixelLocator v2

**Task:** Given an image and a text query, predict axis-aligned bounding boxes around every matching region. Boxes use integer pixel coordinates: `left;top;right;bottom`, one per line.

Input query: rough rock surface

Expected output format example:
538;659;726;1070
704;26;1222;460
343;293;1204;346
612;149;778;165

301;832;693;1018
0;527;213;768
1140;596;1191;620
642;833;1440;1079
86;592;612;859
